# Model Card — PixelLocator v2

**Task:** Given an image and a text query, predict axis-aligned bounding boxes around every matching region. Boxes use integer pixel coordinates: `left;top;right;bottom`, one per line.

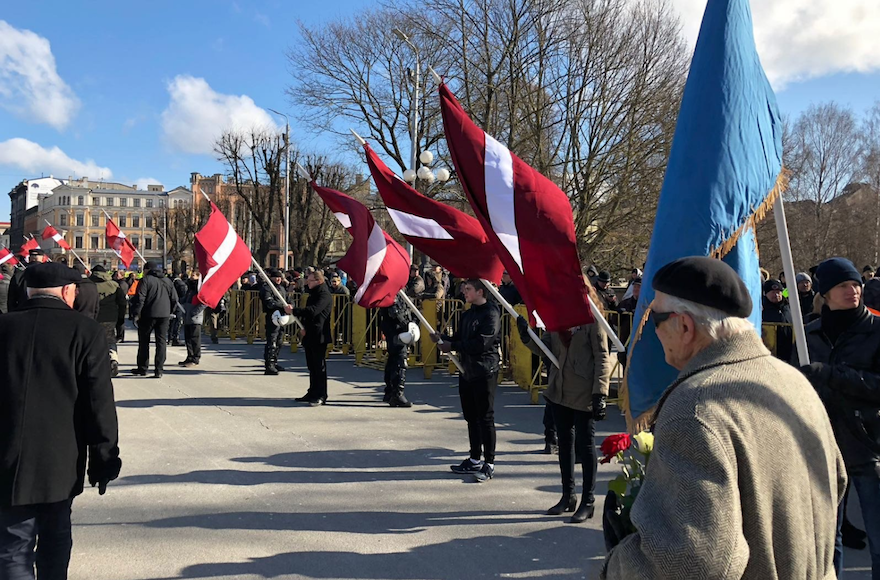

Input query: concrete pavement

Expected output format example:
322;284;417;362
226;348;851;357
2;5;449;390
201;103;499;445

67;331;872;579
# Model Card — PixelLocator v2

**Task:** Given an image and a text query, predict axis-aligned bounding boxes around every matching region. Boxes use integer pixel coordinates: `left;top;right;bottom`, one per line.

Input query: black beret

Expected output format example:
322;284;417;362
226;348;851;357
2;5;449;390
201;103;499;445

92;264;107;273
28;248;45;256
25;262;83;289
144;260;160;271
762;279;783;293
652;256;752;318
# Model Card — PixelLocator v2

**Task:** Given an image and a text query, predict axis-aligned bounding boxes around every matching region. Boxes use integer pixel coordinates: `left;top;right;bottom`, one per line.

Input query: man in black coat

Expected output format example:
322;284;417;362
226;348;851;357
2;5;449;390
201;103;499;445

260;269;289;375
0;262;121;579
761;279;793;362
130;261;178;378
432;279;502;483
795;272;817;322
292;270;333;406
113;270;129;341
378;294;415;408
72;262;100;320
498;270;523;306
6;249;48;311
799;258;880;577
169;272;188;347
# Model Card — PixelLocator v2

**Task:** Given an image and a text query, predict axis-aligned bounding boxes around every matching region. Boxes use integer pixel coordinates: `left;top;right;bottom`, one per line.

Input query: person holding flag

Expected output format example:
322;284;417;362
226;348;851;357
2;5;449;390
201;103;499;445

291;269;333;406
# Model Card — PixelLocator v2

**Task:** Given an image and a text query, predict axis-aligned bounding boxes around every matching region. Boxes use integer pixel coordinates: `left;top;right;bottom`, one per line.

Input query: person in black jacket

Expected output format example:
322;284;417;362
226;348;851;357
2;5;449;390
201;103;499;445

795;272;817;322
0;262;121;579
431;278;502;483
113;270;129;342
72;262;100;320
378;294;415;408
292;270;333;406
498;270;523;306
168;272;188;346
799;257;880;577
761;279;793;362
261;269;289;375
6;249;48;311
130;261;178;378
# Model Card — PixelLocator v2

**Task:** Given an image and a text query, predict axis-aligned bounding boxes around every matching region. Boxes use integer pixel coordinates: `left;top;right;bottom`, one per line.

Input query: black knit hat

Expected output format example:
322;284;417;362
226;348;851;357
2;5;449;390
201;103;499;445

267;268;282;278
598;271;612;283
816;258;862;295
652;256;752;318
762;279;783;293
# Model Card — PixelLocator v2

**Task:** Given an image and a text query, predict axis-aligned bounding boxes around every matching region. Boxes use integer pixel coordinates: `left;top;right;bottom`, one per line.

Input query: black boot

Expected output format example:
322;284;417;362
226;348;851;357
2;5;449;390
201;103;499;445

570;496;595;523
383;386;392;403
264;363;279;375
547;494;577;515
389;389;412;407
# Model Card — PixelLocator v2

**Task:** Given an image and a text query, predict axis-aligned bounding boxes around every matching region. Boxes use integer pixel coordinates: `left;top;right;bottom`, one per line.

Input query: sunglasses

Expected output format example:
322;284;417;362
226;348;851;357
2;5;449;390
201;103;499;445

651;310;678;328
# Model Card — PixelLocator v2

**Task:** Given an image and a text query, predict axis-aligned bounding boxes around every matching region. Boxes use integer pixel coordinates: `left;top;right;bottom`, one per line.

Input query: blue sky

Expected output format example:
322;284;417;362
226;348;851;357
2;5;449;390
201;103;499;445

1;0;879;221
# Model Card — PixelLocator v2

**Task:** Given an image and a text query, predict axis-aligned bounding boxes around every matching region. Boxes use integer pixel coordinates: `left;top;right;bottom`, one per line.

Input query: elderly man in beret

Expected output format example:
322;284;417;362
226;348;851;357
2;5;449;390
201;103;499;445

800;257;880;578
602;256;845;580
0;262;121;579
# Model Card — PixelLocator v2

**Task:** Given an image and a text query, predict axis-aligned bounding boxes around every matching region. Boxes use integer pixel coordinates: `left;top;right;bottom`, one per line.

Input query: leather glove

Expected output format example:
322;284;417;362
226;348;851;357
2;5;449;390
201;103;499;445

592;394;607;421
437;341;451;353
429;332;441;344
515;315;531;343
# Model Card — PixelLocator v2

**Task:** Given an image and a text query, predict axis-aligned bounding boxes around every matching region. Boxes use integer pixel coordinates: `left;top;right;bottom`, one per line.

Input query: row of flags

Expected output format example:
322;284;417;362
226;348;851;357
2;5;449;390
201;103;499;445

0;0;779;432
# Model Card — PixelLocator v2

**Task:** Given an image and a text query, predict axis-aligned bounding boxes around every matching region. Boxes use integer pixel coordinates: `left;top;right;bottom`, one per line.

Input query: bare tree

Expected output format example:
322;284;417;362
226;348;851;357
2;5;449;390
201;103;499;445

215;128;285;265
861;101;880;265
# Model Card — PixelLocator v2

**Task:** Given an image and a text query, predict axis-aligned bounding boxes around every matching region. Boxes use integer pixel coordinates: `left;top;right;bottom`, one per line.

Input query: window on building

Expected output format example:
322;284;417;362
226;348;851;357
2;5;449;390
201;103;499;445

132;215;140;228
159;199;165;208
91;214;99;227
75;235;83;249
133;198;141;208
77;196;84;206
92;197;101;206
76;214;84;227
270;234;278;245
60;214;68;226
146;199;154;208
144;237;153;250
131;235;139;247
146;216;153;229
107;197;114;206
158;237;165;250
269;254;278;268
120;198;127;207
119;215;126;227
90;235;99;249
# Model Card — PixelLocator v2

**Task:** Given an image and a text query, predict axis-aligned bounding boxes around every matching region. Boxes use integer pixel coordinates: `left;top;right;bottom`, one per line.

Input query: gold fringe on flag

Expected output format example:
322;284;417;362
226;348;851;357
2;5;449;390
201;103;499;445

619;168;790;434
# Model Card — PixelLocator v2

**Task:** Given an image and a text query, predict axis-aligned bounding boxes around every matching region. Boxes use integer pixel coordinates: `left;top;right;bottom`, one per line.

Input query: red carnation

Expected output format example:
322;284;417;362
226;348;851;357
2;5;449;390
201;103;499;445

600;433;632;464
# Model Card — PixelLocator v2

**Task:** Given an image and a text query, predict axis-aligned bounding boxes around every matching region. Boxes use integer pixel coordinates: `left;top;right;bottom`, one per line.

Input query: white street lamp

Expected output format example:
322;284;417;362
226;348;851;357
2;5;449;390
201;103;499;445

268;108;291;271
392;27;421;174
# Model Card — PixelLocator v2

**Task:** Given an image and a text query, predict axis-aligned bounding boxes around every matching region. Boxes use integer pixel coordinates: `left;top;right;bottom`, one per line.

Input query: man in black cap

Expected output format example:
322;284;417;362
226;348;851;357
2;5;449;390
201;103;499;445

799;257;880;577
0;262;121;578
260;268;289;375
595;271;618;311
760;279;793;362
602;256;844;580
405;264;425;298
795;272;817;322
130;260;178;378
6;249;47;311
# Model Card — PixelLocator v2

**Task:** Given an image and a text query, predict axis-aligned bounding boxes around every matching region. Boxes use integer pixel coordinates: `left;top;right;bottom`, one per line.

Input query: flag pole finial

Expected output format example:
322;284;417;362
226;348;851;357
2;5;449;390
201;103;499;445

428;66;442;84
295;163;313;182
350;129;366;146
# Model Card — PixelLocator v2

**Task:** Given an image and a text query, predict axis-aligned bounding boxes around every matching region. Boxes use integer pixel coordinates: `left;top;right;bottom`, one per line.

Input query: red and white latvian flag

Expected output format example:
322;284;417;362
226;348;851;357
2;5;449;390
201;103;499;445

20;237;39;257
193;202;252;309
0;248;19;267
310;181;410;308
439;82;593;331
41;225;72;251
105;218;136;268
363;141;504;283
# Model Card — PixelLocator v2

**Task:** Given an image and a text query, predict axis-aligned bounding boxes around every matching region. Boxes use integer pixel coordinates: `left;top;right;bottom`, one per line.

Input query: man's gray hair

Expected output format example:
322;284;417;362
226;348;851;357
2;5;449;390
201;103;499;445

660;293;754;340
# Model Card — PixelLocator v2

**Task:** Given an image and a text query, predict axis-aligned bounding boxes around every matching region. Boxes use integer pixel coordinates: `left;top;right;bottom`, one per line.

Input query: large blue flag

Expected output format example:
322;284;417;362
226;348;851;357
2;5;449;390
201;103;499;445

623;0;785;431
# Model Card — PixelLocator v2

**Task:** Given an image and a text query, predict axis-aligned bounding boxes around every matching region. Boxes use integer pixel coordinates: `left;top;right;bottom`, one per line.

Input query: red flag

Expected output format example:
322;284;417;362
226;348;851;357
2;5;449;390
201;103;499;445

41;225;72;251
194;202;252;309
363;142;504;283
105;218;136;267
20;237;38;256
0;248;18;267
439;83;593;331
310;182;410;308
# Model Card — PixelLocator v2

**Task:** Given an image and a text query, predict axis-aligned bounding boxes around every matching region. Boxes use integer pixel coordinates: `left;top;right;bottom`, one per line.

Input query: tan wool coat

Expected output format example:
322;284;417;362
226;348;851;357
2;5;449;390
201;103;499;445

602;331;846;580
525;323;612;412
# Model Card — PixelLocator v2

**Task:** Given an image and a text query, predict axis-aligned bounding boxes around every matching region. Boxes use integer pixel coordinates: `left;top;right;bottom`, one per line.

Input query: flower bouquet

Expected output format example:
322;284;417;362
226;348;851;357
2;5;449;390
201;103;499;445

600;431;654;548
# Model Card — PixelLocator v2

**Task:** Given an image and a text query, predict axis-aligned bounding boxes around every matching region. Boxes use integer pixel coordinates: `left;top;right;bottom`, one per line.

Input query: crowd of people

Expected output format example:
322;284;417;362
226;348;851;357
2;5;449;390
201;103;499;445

1;251;879;579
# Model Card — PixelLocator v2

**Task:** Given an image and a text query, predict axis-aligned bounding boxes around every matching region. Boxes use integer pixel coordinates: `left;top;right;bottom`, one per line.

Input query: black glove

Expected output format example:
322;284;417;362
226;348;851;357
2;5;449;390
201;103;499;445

603;491;632;552
515;315;531;343
88;456;121;496
592;394;607;421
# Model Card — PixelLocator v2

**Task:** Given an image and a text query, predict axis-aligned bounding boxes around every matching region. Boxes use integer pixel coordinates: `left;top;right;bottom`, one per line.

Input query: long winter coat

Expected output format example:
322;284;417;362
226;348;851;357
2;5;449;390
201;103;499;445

0;296;121;506
294;283;333;346
602;331;845;580
524;323;612;412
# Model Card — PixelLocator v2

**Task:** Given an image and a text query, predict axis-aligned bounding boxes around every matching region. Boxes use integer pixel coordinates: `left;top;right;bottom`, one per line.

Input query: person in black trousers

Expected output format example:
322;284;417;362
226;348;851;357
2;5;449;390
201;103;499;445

0;263;121;579
130;261;178;378
293;270;332;406
378;294;415;407
260;269;289;375
432;278;502;483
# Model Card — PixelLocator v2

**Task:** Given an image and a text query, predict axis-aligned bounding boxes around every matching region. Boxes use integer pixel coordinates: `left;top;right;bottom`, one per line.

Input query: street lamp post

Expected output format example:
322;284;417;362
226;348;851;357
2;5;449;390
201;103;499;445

269;108;291;271
392;28;420;173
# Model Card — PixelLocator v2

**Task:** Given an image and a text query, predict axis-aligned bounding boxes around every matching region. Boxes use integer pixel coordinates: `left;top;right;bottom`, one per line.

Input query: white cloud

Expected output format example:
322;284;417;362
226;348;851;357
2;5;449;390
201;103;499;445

160;75;279;155
0;20;80;130
134;177;162;190
670;0;880;89
0;138;112;179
